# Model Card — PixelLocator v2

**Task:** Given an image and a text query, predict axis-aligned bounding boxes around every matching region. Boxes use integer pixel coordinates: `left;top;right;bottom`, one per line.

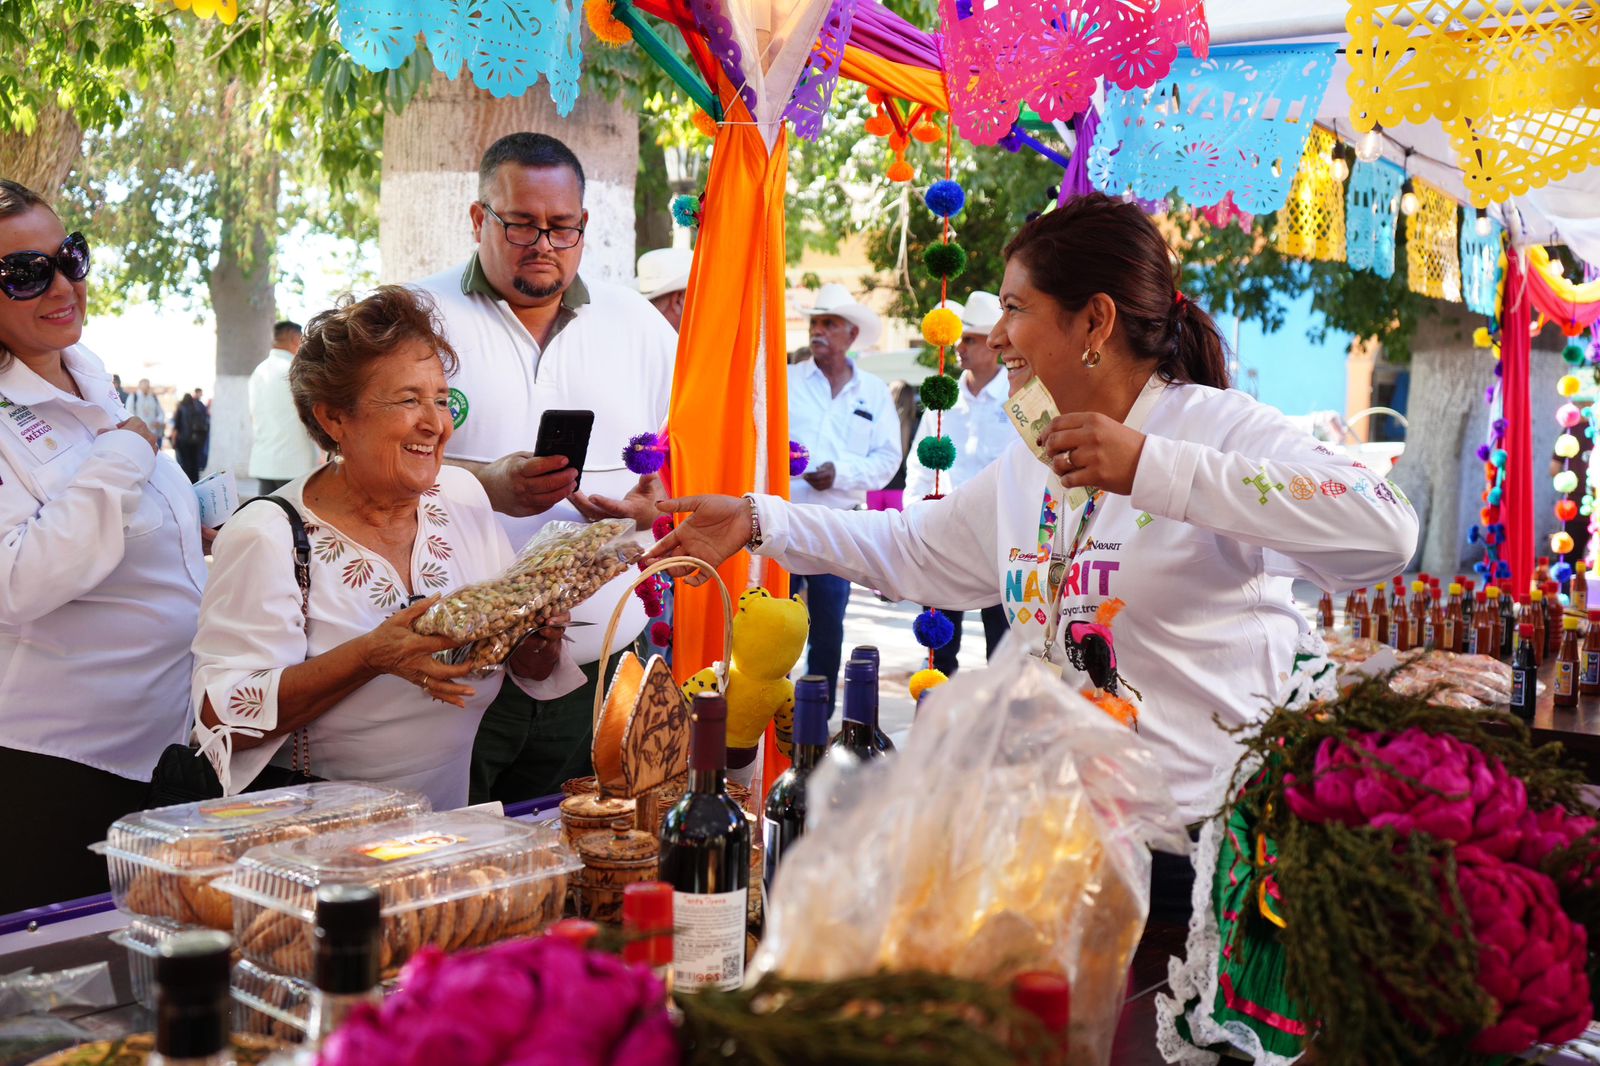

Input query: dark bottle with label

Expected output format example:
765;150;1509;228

658;693;750;993
847;646;895;754
1511;623;1538;720
1583;610;1600;698
763;675;829;894
304;885;383;1054
1555;616;1582;708
151;930;232;1066
830;658;884;761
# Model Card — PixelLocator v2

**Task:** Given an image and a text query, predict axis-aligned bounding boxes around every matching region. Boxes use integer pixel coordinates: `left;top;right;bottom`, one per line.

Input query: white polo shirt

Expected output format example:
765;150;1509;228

787;358;903;510
413;259;677;665
0;344;206;780
248;347;320;481
904;370;1013;500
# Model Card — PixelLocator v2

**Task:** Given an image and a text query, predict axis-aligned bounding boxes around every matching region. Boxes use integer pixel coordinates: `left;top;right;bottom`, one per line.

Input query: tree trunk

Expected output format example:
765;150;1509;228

634;127;672;257
379;72;640;285
207;215;276;491
0;106;82;202
1391;302;1568;576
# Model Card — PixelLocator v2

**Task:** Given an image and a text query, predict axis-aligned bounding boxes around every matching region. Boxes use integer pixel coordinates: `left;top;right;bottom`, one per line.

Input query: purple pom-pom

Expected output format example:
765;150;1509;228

912;607;955;650
623;432;668;476
790;441;810;477
1493;363;1503;378
1476;444;1492;462
1485;387;1497;404
1492;418;1508;436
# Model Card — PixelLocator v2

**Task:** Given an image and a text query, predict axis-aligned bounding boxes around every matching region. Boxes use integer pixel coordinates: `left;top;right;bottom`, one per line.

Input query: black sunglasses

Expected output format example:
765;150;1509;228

1;232;90;301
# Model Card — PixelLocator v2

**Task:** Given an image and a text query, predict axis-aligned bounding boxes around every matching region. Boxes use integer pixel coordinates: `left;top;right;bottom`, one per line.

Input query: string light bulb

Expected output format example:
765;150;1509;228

1331;142;1351;183
1400;178;1420;217
1356;125;1384;163
1474;207;1493;237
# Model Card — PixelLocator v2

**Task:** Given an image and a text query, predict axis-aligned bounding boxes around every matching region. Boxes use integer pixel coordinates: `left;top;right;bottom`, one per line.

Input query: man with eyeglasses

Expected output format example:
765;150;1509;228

412;132;678;806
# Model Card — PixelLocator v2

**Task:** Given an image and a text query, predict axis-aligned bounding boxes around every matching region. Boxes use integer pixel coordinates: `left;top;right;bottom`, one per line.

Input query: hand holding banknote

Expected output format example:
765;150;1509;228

1005;378;1145;499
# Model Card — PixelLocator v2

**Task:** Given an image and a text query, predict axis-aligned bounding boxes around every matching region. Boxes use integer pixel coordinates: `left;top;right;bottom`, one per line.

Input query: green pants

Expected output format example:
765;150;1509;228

469;652;623;805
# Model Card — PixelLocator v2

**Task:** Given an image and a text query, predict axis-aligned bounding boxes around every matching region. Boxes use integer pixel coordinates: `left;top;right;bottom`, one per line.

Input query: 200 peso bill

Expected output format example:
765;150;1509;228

1004;377;1093;510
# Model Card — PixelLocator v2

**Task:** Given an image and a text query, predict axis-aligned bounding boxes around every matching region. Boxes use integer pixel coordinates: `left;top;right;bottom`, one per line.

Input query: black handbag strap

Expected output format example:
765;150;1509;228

240;495;311;619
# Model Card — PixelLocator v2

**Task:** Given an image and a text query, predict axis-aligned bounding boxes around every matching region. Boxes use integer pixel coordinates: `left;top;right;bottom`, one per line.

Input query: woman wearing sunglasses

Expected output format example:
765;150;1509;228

0;180;207;913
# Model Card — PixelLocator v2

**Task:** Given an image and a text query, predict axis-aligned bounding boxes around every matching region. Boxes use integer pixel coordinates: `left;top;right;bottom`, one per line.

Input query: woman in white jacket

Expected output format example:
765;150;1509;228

649;193;1418;919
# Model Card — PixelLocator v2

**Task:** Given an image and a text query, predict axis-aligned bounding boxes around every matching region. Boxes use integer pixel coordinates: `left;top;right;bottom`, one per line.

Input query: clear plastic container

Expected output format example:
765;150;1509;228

230;958;313;1042
94;783;431;930
216;811;581;981
108;914;195;1010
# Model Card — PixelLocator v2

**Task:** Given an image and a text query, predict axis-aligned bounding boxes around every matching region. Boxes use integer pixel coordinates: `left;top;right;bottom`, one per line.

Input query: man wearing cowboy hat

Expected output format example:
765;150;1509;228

636;247;694;331
905;291;1013;675
789;283;904;708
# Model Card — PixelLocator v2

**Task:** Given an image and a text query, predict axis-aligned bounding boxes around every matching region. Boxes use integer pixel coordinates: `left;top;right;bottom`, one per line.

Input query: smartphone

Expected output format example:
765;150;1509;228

534;409;594;491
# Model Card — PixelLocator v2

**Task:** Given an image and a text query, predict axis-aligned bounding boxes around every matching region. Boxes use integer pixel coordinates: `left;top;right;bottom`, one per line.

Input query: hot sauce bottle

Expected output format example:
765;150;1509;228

1536;556;1553;587
1344;587;1359;636
1582;609;1600;698
1424;588;1444;651
1498;581;1518;659
1462;578;1477;632
1485;586;1505;659
1392;590;1411;652
1374;582;1392;645
1353;587;1372;640
1318;590;1335;632
1555;615;1582;708
1525;594;1546;667
1408;580;1428;649
1546;582;1564;657
1443;582;1465;652
1471;592;1493;657
1574;562;1590;614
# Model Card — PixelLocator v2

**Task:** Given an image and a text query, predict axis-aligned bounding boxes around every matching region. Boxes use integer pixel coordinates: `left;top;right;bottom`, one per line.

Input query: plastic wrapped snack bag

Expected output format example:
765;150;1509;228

751;636;1189;1066
417;519;642;672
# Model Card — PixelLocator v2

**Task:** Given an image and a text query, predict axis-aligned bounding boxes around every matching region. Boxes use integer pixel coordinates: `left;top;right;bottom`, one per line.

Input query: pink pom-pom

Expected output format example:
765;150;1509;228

789;440;810;477
623;432;669;476
649;621;673;647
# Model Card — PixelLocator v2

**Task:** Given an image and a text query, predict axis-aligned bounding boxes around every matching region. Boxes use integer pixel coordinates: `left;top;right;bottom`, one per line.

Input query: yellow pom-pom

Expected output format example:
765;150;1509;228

909;668;949;701
691;109;719;138
887;159;914;183
584;0;634;45
1553;531;1576;556
921;307;964;347
1473;326;1492;348
1559;374;1582;397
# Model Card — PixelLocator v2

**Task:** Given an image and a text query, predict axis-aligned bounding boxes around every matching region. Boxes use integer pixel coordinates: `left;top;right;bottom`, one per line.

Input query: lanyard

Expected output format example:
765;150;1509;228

1034;372;1167;665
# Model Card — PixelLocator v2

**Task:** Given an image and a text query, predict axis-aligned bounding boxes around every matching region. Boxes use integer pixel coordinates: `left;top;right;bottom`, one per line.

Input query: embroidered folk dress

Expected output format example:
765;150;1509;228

749;378;1419;820
191;464;582;809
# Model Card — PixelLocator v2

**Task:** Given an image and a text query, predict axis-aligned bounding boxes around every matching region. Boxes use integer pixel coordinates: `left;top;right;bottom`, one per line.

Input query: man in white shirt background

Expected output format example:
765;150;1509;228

788;284;904;709
904;291;1013;674
248;321;321;494
128;378;165;450
412;132;677;805
636;247;692;331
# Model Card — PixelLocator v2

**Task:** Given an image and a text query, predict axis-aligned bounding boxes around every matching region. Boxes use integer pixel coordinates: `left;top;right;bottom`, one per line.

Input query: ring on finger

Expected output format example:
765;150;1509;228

420;677;431;694
1063;449;1074;470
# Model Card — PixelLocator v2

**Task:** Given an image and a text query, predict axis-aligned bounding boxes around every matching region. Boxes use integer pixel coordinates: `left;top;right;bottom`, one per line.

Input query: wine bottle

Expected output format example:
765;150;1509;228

763;675;828;894
830;658;882;761
658;693;750;993
151;930;232;1066
847;645;896;754
305;885;383;1051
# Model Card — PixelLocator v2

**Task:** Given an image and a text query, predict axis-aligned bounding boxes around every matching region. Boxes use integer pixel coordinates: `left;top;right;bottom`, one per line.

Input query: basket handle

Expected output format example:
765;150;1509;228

591;556;735;728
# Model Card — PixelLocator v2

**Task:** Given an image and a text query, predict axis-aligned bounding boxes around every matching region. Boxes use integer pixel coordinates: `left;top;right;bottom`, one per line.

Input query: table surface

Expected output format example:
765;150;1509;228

1512;657;1600;781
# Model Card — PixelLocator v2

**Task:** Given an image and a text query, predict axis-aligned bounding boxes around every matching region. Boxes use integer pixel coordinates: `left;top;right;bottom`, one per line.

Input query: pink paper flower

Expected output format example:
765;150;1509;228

1448;850;1593;1054
317;936;677;1066
1516;804;1600;887
1284;729;1527;856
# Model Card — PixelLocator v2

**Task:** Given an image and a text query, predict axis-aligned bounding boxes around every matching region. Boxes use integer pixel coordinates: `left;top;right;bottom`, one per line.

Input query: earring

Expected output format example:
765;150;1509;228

1081;347;1102;369
332;451;345;465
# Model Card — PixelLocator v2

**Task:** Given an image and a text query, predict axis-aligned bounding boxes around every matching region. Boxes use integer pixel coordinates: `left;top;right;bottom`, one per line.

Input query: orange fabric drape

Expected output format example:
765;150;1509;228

841;45;949;111
668;91;795;788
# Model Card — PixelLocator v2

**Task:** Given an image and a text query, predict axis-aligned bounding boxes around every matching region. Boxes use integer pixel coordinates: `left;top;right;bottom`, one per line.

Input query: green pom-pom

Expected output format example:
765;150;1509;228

921;241;968;280
919;373;959;411
916;434;956;471
1564;342;1587;367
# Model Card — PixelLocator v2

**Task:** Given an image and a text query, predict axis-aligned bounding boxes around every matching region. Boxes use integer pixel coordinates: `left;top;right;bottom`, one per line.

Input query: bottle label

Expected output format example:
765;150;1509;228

1578;588;1589;612
1512;670;1528;708
1423;619;1436;648
673;889;747;992
1557;661;1577;697
1444;619;1457;649
1586;651;1600;687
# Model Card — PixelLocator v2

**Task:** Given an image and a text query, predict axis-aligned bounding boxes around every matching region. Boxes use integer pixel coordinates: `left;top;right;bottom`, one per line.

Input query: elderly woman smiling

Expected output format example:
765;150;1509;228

192;286;581;808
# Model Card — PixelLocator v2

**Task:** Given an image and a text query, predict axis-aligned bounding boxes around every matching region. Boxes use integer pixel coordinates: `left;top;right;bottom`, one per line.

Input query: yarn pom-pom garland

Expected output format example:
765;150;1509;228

921;240;968;281
1564;342;1588;367
912;608;955;650
916;434;956;471
651;515;674;541
623;431;669;475
649;621;673;648
924;179;966;219
1554;561;1576;585
583;0;633;44
887;160;915;183
921;307;964;348
919;373;959;412
692;110;719;138
789;440;810;477
670;194;701;228
909;668;949;700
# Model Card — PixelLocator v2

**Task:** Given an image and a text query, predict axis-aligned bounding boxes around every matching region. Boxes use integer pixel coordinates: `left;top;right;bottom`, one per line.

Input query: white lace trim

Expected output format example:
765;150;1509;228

1153;759;1305;1066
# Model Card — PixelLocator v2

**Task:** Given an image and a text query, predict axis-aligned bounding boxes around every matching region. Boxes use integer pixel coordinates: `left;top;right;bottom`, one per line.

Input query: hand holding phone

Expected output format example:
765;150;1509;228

534;410;594;492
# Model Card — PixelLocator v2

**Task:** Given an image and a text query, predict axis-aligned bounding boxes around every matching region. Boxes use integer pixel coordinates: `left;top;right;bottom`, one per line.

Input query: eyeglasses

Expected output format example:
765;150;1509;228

0;232;90;301
479;203;584;249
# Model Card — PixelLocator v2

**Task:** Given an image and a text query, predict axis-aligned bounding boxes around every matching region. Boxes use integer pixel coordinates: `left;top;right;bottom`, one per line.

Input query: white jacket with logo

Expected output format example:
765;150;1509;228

752;380;1418;819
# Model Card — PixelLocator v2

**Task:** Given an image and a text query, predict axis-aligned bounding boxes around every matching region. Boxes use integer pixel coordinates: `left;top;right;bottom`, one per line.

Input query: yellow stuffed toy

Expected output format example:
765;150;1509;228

682;587;809;753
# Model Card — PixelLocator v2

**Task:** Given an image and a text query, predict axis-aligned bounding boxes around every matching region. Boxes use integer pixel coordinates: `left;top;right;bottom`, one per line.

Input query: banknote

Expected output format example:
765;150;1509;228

1003;377;1093;510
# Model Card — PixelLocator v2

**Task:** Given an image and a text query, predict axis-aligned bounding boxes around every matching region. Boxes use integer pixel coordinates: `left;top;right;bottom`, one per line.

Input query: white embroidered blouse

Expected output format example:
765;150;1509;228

190;464;582;808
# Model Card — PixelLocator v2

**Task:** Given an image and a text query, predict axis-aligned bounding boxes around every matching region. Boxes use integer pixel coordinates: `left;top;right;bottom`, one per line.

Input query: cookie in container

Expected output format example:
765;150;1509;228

93;783;430;930
215;810;581;982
